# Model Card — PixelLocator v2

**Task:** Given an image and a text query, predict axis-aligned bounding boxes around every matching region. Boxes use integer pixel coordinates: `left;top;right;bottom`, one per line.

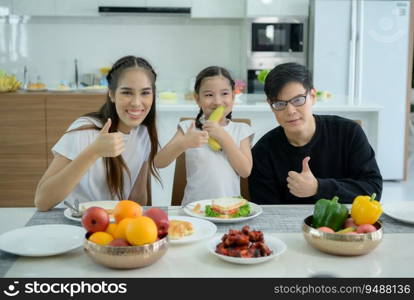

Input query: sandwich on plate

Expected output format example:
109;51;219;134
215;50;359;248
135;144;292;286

205;197;250;218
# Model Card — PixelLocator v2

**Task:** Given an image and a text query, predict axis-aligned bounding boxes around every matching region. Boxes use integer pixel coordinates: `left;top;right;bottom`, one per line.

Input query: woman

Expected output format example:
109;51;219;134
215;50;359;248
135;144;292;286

34;56;160;211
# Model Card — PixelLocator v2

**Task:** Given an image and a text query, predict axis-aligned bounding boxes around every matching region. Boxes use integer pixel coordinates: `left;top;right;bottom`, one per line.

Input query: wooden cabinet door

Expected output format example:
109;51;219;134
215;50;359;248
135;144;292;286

46;94;106;164
0;95;47;206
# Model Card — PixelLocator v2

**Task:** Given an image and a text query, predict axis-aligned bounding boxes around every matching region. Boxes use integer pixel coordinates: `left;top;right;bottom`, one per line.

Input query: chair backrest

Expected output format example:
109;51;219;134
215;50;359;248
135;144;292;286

171;118;251;206
146;170;152;206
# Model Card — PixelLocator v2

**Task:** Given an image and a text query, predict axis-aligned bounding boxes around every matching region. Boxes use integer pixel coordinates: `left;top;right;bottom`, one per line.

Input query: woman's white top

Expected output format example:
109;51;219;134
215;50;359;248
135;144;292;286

52;117;150;207
179;119;254;205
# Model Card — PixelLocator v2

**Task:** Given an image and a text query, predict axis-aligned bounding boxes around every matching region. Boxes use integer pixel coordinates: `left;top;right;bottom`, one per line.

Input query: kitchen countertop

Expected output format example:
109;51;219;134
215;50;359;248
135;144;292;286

1;91;382;112
157;100;382;112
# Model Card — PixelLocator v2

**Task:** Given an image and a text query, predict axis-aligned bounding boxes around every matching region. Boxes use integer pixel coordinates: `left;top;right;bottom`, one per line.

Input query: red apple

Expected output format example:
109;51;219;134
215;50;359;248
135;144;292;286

143;208;169;238
109;238;130;247
81;207;110;233
356;224;377;234
344;217;357;228
318;226;335;233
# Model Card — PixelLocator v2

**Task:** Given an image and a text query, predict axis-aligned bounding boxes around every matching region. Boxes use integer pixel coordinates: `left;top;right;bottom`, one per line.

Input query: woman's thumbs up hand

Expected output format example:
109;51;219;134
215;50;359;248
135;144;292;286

91;118;125;157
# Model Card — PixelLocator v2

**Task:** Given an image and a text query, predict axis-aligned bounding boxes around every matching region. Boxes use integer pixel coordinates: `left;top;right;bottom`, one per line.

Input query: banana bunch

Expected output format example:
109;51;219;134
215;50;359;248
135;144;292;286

0;73;21;92
207;106;225;152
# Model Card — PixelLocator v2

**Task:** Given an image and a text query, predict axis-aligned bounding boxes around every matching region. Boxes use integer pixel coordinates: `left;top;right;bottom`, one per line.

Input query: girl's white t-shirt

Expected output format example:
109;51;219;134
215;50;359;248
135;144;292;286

179;119;254;205
52;117;150;207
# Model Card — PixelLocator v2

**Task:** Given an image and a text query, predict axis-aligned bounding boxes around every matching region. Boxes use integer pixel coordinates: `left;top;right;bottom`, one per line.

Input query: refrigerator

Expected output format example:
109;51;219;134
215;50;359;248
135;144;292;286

309;0;411;180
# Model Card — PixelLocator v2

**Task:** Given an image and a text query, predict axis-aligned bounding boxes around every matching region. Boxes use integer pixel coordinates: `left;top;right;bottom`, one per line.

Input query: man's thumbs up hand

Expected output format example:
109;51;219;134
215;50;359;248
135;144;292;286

301;156;312;173
287;156;318;198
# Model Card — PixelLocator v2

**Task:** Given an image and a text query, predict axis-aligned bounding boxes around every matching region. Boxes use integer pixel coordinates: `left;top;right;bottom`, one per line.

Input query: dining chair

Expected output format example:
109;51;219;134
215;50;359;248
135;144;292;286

171;118;251;206
146;170;152;206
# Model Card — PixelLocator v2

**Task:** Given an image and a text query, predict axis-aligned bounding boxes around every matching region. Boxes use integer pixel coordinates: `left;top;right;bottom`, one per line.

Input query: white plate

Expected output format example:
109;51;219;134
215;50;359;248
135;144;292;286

183;199;263;223
64;200;117;222
168;216;217;244
206;236;286;265
0;224;85;257
382;201;414;224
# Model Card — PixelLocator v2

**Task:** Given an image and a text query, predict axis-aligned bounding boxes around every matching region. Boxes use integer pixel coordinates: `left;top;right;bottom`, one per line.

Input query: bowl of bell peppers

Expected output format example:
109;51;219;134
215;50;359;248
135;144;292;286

302;194;383;256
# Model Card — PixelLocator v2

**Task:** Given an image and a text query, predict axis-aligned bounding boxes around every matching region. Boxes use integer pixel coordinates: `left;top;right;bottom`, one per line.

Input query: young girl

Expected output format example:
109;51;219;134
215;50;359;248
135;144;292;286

155;66;254;205
34;56;160;211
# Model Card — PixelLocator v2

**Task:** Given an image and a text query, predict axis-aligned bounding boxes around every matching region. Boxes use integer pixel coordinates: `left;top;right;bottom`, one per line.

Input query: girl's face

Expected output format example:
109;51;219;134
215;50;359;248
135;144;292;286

195;75;235;121
110;68;154;133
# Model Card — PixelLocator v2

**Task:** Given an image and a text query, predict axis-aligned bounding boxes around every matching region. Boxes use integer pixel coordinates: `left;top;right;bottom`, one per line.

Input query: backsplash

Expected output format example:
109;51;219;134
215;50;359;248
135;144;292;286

0;15;245;90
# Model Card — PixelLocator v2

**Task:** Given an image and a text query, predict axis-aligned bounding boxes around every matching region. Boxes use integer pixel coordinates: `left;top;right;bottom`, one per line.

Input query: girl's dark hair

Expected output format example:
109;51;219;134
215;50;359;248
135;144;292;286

69;55;160;201
264;63;313;100
193;66;235;129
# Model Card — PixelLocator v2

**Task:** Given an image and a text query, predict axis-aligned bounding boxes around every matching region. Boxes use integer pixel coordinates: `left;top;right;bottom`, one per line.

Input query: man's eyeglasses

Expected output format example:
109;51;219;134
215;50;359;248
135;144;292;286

269;93;308;111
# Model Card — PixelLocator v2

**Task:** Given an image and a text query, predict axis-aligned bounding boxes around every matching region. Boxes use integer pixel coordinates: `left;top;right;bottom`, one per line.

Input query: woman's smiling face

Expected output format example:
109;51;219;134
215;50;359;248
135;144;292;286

110;68;154;133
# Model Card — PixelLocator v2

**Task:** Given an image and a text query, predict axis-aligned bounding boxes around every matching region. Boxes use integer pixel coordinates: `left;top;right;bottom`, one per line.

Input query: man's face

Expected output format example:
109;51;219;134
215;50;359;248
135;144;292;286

267;82;316;135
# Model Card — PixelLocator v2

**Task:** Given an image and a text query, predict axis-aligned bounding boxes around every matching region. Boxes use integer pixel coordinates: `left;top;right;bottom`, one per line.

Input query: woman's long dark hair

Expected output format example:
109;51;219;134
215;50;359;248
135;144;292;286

193;66;235;129
69;55;160;200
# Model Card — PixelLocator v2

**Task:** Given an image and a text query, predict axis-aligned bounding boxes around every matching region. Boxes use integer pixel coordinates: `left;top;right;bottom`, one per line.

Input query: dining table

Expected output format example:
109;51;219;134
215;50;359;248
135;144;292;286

0;204;413;278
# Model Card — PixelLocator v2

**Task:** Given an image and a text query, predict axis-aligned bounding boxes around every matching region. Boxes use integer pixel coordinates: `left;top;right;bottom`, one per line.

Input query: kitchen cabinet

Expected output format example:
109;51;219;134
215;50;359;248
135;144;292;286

0;93;105;207
98;0;189;8
0;0;12;16
281;0;309;16
147;0;191;7
12;0;56;16
45;94;105;164
97;0;146;7
55;0;99;17
247;0;308;17
0;95;47;207
192;0;245;18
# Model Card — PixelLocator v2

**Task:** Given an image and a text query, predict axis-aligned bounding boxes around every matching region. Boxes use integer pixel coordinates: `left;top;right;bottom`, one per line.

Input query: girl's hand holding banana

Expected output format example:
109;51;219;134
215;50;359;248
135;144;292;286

202;120;227;143
184;121;209;148
90;118;125;157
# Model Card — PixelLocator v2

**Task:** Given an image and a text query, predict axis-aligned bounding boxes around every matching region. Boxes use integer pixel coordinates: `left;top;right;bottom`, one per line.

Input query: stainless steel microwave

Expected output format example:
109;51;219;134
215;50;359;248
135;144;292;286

247;17;308;70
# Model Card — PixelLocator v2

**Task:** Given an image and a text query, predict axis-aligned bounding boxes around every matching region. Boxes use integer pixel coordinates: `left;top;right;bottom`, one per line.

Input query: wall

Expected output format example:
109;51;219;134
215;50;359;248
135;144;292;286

0;15;244;90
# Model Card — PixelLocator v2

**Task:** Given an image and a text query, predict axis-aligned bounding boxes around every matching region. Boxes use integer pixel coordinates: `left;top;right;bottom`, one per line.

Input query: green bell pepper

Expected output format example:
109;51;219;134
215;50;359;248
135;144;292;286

312;196;348;232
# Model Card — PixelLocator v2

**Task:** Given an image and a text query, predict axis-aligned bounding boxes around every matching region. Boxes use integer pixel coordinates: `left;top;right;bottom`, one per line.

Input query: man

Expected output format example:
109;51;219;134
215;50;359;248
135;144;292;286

248;63;382;204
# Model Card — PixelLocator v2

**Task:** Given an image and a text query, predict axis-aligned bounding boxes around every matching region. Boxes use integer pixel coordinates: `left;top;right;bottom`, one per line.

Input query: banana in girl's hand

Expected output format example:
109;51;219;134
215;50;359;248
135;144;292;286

207;106;225;151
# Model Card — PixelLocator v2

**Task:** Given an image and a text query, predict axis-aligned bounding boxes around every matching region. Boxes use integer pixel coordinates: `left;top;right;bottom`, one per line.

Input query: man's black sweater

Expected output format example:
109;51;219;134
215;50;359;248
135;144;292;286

248;115;382;204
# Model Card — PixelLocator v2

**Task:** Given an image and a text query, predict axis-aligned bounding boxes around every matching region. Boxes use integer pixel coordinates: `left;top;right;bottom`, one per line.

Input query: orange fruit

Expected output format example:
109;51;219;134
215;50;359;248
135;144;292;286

105;223;117;238
113;200;142;224
89;231;114;246
125;216;158;246
113;218;135;240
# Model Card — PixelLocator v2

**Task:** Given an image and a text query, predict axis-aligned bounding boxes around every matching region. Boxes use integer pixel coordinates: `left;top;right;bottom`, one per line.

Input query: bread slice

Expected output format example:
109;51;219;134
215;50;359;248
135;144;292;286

211;197;248;216
168;220;194;240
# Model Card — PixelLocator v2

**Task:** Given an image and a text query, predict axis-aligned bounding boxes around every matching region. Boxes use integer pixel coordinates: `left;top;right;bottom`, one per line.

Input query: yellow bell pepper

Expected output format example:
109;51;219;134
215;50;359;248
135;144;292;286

351;193;382;225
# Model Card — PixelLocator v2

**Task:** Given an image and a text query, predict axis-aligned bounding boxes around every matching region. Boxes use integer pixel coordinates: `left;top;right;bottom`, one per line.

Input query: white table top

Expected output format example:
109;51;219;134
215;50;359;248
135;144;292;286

1;207;413;278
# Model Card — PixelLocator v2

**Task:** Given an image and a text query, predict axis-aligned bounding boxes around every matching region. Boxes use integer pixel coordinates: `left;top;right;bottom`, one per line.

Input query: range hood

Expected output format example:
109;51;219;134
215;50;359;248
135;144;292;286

98;6;191;14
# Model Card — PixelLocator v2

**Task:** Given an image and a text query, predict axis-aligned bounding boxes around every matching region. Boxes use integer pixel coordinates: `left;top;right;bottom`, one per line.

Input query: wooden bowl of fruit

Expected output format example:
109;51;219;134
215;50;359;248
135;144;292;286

82;201;169;269
302;195;383;256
